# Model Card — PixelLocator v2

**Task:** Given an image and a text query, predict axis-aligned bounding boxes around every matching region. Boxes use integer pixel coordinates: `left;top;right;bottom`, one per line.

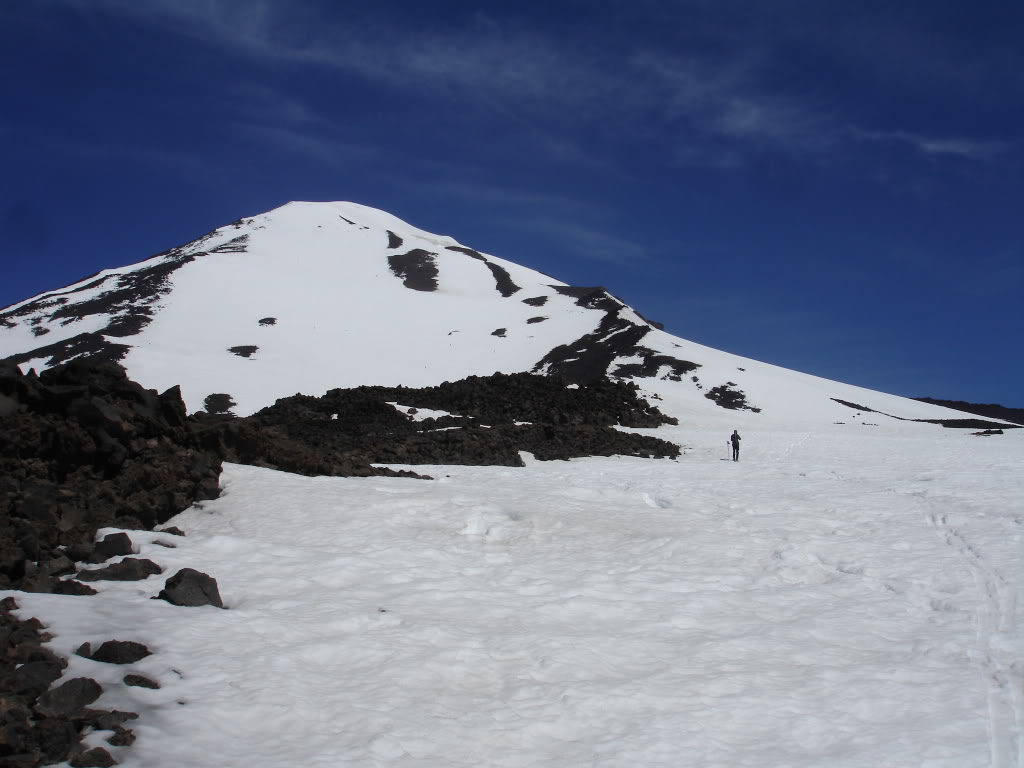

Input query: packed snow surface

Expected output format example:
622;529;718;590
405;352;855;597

9;421;1022;767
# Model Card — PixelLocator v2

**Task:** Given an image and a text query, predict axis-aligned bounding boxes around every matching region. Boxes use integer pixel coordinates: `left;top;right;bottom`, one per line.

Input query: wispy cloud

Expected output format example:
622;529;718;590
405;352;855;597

853;129;1007;160
44;0;1015;170
499;217;651;266
228;121;382;167
381;175;642;265
391;178;591;217
628;51;829;150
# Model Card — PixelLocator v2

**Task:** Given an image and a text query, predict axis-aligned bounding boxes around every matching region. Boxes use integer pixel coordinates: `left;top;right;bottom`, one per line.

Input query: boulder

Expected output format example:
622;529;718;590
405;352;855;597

52;580;98;596
123;674;159;689
107;726;136;747
34;717;79;765
90;533;134;562
76;559;162;582
77;641;151;665
70;746;117;767
34;678;102;718
81;709;138;730
3;658;64;698
156;568;224;608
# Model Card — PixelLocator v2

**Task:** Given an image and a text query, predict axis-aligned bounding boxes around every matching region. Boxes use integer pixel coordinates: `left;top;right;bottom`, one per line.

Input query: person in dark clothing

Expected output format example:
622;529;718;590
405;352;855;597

730;430;741;461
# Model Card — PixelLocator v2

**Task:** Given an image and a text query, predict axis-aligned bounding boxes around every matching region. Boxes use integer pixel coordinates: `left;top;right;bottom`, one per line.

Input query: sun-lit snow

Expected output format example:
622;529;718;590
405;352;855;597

0;201;985;428
3;200;1021;767
7;419;1022;767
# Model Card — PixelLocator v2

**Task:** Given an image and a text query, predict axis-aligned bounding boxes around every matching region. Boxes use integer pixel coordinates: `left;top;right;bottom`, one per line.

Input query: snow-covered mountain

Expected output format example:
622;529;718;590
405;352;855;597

0;201;985;430
3;202;1022;768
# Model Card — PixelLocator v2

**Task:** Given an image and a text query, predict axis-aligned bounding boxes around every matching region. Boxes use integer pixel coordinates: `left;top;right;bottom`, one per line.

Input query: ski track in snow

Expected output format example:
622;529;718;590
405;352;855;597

927;501;1021;768
818;437;1023;768
5;425;1024;768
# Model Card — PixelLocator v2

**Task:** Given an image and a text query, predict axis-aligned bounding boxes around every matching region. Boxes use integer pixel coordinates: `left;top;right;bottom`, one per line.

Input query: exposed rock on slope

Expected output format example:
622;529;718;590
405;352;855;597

1;359;680;767
0;360;221;593
0;226;236;369
912;397;1024;427
243;372;680;467
0;202;748;418
1;361;680;593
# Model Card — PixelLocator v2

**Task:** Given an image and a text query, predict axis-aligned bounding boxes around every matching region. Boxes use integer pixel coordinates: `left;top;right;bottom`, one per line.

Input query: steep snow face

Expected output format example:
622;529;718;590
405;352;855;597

0;201;1000;429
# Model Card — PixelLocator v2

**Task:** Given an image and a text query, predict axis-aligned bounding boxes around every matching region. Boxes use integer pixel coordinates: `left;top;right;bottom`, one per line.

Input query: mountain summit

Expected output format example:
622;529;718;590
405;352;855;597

0;201;994;428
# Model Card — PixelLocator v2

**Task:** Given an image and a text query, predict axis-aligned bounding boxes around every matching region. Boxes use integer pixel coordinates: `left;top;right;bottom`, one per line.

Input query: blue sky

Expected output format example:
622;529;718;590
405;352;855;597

2;0;1021;404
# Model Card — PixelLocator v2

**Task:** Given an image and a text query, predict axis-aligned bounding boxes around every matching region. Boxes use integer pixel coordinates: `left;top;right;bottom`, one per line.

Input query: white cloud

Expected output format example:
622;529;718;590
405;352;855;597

44;0;1014;168
853;129;1006;161
502;217;651;266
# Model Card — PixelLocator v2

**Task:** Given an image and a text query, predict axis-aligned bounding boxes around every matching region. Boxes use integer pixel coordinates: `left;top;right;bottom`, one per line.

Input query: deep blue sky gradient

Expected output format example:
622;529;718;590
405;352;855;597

2;1;1021;404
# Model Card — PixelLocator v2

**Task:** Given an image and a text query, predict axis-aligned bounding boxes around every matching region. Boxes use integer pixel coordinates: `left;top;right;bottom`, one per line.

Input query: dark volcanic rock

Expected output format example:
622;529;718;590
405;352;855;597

78;640;152;665
245;372;680;467
3;331;133;370
529;285;684;385
704;385;761;413
34;678;103;718
442;246;521;296
445;245;486;260
0;359;223;591
75;558;162;582
52;579;98;596
485;263;520;297
0;597;75;763
920;418;1020;430
123;674;160;689
203;392;237;415
831;398;1019;430
551;284;623;312
0;228;236;369
534;310;650;384
0;360;682;765
91;532;134;562
387;249;438;291
914;397;1024;426
70;746;117;767
613;347;700;381
34;718;79;764
156;568;224;608
107;726;136;746
5;658;65;698
82;710;138;731
227;345;258;358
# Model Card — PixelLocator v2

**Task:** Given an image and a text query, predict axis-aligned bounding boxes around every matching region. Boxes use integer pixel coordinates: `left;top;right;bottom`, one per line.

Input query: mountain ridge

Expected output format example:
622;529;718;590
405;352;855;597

0;200;1007;431
913;397;1024;426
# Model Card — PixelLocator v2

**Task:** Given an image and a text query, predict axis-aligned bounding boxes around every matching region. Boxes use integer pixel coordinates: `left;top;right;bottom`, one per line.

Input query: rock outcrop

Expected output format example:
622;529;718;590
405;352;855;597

0;359;222;593
0;596;139;767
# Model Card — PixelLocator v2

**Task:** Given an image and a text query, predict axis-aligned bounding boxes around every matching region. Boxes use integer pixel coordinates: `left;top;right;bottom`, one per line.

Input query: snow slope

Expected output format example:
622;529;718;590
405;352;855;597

0;201;989;430
7;424;1022;767
3;201;1022;766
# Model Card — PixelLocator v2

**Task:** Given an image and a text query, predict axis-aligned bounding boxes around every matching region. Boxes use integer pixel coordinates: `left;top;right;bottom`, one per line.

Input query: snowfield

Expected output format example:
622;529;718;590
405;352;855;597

9;421;1022;767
